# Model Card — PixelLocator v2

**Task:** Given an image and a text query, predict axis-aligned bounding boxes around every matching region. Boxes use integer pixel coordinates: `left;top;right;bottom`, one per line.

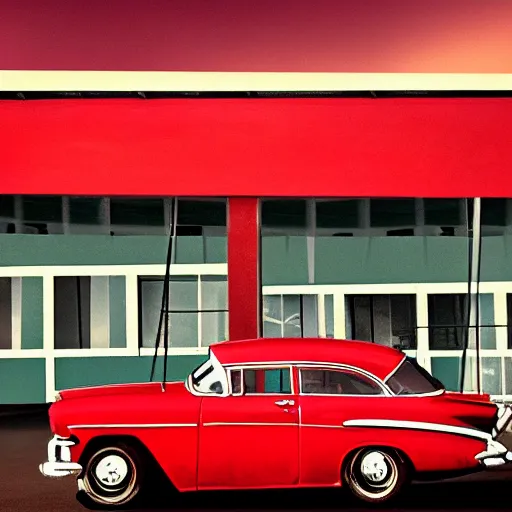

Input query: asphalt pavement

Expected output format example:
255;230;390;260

1;411;512;512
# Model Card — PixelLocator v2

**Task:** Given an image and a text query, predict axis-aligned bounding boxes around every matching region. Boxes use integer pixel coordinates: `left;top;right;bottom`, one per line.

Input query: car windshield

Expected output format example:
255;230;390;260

187;352;228;395
386;357;444;396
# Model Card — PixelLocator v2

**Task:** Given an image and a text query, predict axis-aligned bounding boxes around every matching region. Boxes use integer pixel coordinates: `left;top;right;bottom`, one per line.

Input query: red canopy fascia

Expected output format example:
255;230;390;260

1;97;512;198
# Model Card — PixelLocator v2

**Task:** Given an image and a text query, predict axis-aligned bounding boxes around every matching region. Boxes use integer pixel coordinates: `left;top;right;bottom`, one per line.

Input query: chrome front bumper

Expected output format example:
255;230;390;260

39;435;82;478
476;403;512;467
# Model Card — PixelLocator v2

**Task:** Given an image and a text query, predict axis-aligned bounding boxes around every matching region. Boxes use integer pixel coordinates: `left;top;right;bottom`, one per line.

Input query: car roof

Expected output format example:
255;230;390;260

210;337;404;381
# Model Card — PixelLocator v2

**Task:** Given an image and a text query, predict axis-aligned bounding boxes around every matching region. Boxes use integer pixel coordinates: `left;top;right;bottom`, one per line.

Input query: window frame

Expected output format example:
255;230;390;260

297;364;390;397
226;364;295;396
138;274;229;351
345;293;418;350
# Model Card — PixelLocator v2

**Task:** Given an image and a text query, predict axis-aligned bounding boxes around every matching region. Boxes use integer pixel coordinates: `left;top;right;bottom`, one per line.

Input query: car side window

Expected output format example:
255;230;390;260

230;368;292;395
300;369;385;396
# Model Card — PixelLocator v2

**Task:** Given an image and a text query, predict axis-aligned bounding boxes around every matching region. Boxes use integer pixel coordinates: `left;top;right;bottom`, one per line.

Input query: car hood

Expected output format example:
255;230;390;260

50;381;196;438
58;381;183;401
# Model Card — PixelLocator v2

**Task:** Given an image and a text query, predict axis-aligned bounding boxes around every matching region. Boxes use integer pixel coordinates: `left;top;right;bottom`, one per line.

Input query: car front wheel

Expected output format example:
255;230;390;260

81;443;144;508
343;447;408;504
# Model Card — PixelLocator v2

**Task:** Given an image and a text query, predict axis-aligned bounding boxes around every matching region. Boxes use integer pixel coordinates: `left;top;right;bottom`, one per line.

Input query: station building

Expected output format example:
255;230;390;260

2;2;512;405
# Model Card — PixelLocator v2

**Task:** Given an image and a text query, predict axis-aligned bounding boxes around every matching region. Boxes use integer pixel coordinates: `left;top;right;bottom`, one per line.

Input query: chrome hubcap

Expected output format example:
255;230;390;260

94;455;129;486
348;449;399;500
360;451;389;484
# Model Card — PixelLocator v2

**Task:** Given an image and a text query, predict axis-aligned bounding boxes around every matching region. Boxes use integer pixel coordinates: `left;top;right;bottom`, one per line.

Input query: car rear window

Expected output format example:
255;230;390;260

386;358;444;395
301;369;385;395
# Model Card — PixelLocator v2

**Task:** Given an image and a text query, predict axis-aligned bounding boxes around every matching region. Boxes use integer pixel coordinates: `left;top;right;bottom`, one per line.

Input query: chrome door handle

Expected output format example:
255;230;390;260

275;399;295;406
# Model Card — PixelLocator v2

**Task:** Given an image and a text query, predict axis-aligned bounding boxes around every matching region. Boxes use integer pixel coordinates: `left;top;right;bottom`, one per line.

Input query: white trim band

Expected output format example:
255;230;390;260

2;71;512;92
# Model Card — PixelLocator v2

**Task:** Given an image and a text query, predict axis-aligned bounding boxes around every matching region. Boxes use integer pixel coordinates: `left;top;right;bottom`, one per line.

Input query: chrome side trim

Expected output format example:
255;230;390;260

60;381;181;394
301;423;344;429
202;421;343;429
383;354;407;383
203;422;298;427
343;419;491;441
68;423;197;429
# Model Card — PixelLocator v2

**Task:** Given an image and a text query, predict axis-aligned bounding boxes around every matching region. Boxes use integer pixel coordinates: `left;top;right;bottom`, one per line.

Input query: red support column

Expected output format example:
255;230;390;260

227;198;261;341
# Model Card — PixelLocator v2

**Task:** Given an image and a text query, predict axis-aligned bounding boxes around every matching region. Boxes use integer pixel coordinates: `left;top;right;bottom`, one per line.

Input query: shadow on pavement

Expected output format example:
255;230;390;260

139;478;510;511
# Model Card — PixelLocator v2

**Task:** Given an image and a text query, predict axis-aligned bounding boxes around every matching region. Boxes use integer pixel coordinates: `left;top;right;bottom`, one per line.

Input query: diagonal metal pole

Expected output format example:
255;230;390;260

460;198;482;394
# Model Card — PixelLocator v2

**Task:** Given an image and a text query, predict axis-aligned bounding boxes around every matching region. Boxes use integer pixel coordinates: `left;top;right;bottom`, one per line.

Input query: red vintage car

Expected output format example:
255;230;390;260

40;338;512;507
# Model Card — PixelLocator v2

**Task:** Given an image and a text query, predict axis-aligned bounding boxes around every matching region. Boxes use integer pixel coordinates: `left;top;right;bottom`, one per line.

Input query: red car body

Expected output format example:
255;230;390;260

40;338;512;507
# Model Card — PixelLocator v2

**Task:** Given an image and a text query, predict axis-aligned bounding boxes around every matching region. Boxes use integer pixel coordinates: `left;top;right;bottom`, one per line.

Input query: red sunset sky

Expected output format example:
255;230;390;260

0;0;511;73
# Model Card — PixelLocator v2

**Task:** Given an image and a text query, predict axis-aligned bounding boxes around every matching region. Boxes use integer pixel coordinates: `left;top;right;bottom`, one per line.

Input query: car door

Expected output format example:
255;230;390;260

198;365;299;490
297;365;389;486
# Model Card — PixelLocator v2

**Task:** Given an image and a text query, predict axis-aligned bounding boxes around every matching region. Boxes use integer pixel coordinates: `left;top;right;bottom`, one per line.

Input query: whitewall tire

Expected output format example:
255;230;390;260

343;447;408;504
82;444;144;508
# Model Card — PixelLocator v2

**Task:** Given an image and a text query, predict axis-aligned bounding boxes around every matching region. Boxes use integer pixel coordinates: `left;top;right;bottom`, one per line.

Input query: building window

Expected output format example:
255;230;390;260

424;199;462;226
22;195;64;234
200;276;228;346
481;198;507;228
345;294;417;349
370;199;416;228
68;197;105;234
0;277;22;350
0;195;228;236
54;276;113;349
315;199;360;232
110;198;166;236
0;278;12;349
428;294;466;350
261;199;307;235
177;199;227;236
0;196;15;233
139;275;228;349
428;293;496;350
300;369;384;395
262;294;333;338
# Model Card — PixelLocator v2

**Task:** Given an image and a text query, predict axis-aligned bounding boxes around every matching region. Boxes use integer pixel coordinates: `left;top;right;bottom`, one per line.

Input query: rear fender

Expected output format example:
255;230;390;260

339;427;486;473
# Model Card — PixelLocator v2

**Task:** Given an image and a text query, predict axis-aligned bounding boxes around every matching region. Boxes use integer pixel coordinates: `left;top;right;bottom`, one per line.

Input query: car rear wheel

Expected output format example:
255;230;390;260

81;443;145;508
343;447;408;504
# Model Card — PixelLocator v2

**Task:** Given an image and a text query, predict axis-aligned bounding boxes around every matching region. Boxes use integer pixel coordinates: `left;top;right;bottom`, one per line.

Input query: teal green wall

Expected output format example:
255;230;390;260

1;234;511;285
0;235;226;266
55;355;206;390
21;277;44;349
0;359;45;404
431;356;503;395
263;236;510;285
431;357;460;392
